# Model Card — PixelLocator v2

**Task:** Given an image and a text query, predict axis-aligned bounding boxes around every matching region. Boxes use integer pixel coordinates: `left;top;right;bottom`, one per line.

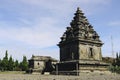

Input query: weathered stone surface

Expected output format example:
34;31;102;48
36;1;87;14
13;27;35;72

28;55;57;74
57;7;109;75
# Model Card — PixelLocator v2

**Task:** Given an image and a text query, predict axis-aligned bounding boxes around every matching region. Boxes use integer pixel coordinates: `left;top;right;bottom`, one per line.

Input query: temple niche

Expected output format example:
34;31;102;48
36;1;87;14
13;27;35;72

57;7;109;75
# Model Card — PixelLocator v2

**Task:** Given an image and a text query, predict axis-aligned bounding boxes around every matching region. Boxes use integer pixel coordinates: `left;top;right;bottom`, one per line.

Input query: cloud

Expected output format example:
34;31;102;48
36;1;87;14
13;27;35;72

0;16;62;60
0;46;59;61
0;0;112;17
19;0;111;5
0;17;64;48
15;0;111;16
108;21;120;26
102;35;120;58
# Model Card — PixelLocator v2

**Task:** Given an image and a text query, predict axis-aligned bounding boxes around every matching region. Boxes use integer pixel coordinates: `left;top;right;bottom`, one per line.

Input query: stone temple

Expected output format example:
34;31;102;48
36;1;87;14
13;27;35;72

28;55;57;74
57;7;109;75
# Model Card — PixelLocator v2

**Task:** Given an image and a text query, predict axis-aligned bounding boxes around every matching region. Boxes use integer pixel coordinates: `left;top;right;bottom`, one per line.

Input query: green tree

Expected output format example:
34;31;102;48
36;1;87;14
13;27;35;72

0;59;2;70
1;50;9;71
4;50;8;60
118;52;120;66
116;52;119;61
115;52;120;66
8;56;14;71
20;56;28;71
119;52;120;58
14;60;20;71
115;52;119;66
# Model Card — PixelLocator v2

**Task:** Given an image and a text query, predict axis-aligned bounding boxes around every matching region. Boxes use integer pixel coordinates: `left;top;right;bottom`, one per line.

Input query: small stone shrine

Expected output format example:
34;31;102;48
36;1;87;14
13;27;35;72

57;7;109;75
28;55;57;74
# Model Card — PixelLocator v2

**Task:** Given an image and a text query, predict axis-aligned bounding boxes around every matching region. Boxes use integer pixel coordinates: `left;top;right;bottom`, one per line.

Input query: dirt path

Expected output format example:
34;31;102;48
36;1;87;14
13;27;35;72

0;73;119;80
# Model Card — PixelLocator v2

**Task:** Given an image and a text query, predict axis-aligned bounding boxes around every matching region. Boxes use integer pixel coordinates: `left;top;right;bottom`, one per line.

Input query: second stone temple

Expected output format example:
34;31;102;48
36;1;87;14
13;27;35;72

57;7;109;75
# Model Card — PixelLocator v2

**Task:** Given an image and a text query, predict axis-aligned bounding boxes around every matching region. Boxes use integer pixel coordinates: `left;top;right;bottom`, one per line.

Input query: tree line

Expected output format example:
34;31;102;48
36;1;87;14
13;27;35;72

110;52;120;73
113;52;120;66
0;50;28;71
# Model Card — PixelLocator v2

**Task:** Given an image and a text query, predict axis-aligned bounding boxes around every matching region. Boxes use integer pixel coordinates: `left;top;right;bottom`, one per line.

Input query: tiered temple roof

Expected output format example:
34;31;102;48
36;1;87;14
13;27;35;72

60;7;102;44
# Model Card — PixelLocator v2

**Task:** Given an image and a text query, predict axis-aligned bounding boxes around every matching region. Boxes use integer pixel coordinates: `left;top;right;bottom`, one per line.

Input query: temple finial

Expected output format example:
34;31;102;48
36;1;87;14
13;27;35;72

76;7;82;14
77;7;80;11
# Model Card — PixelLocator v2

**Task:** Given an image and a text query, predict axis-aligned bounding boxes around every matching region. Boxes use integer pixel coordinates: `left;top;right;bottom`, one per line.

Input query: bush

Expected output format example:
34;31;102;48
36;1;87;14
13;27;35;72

109;65;120;74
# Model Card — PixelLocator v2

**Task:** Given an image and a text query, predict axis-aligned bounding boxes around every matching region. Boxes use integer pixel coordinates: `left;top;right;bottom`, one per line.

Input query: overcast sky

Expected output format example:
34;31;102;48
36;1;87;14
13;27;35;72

0;0;120;61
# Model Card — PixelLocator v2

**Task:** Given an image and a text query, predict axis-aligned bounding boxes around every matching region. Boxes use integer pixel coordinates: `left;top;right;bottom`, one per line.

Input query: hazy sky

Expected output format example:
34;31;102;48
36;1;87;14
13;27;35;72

0;0;120;61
